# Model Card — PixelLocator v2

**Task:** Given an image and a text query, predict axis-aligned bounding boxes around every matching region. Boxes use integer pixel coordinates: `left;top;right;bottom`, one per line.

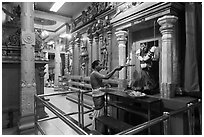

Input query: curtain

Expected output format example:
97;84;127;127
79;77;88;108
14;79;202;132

184;3;201;93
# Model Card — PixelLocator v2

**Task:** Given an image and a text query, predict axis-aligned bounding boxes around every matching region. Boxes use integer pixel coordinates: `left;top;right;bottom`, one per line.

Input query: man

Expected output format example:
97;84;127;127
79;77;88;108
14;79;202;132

90;60;123;131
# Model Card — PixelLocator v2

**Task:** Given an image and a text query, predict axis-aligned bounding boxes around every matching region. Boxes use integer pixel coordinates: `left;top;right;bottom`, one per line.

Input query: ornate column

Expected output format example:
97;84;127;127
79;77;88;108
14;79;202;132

54;38;62;88
115;30;128;79
44;51;49;84
88;37;93;71
64;52;69;76
70;40;74;75
99;34;103;60
107;31;112;71
95;36;99;60
19;2;36;134
75;34;81;75
157;15;178;98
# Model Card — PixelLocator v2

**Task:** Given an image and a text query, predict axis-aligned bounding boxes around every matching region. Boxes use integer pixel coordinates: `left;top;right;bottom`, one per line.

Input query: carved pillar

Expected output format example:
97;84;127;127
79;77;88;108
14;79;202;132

157;15;178;98
70;40;74;75
95;36;99;60
44;51;49;84
115;30;128;79
64;52;69;76
19;2;36;134
99;34;103;61
89;38;93;71
54;38;62;88
75;38;81;75
107;31;112;71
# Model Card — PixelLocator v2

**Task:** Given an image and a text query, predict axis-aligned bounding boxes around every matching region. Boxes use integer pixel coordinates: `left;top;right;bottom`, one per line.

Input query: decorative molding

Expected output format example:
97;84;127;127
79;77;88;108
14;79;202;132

22;31;35;45
111;2;184;28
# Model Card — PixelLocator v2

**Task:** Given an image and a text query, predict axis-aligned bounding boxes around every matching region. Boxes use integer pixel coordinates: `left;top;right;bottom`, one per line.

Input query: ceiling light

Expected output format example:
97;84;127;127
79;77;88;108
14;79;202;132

50;2;65;12
47;40;54;45
59;33;72;39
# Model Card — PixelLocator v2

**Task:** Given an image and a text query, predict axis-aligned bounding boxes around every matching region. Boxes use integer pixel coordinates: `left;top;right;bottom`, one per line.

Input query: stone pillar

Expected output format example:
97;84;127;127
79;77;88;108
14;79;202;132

75;38;81;75
64;52;69;76
69;40;74;75
157;15;178;98
89;38;93;71
99;34;103;60
115;30;128;79
19;2;36;134
95;36;99;60
44;51;49;84
107;31;112;71
54;38;62;88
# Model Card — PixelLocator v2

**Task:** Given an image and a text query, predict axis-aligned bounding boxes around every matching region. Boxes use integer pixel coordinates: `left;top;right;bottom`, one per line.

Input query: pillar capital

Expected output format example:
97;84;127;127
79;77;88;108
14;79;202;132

115;30;128;45
157;15;178;33
95;36;99;43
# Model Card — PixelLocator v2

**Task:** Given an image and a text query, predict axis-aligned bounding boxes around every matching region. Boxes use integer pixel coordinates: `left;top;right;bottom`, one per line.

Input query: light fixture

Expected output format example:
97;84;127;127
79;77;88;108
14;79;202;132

59;33;72;39
50;2;65;12
47;40;54;45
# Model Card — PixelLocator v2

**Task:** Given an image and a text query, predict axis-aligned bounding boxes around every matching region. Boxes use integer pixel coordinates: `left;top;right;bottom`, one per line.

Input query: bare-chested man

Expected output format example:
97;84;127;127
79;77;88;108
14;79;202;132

90;60;123;131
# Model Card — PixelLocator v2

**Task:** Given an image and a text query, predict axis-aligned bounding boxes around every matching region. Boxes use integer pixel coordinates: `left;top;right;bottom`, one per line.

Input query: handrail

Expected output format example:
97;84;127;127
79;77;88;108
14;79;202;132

116;114;168;135
34;94;88;135
116;99;201;135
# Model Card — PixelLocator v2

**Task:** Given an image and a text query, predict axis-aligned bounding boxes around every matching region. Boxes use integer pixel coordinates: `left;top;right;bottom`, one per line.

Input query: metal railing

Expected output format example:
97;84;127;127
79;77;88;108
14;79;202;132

116;99;202;135
34;88;201;135
34;90;93;135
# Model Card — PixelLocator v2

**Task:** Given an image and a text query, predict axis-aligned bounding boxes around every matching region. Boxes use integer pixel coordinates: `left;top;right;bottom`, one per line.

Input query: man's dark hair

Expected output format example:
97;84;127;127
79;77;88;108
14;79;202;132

92;60;100;69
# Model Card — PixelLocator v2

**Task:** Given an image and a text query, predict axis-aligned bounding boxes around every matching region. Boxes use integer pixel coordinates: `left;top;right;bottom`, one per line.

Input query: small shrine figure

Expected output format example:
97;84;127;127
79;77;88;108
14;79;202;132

134;43;159;91
81;10;87;24
101;38;108;69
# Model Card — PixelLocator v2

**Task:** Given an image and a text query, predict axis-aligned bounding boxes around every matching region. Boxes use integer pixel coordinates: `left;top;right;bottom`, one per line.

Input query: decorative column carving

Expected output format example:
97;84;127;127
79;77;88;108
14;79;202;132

75;33;81;75
107;31;112;72
99;34;103;61
115;30;128;79
87;25;93;72
19;2;36;134
69;40;74;75
54;38;62;88
157;15;178;98
64;52;69;76
95;36;99;60
44;51;49;84
88;38;93;70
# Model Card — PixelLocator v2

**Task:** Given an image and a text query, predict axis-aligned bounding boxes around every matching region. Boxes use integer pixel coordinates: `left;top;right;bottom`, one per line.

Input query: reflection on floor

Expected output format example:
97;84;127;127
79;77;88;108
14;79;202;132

38;87;92;135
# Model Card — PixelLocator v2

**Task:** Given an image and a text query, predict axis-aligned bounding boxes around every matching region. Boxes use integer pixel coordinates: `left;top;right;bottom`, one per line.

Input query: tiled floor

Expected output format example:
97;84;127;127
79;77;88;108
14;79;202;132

37;87;93;135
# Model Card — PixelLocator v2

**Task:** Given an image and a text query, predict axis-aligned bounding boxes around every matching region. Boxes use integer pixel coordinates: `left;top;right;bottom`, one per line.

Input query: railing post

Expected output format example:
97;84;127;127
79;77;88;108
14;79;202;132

198;99;202;134
78;90;81;127
80;91;84;128
163;112;170;135
187;103;193;135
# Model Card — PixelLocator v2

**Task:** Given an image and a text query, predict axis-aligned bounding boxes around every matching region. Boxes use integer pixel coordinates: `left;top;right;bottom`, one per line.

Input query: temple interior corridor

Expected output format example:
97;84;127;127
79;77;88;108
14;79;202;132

2;2;202;135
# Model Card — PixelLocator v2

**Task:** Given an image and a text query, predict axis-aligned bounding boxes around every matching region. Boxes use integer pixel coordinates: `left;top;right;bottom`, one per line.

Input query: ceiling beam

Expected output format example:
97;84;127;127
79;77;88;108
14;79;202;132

34;10;72;23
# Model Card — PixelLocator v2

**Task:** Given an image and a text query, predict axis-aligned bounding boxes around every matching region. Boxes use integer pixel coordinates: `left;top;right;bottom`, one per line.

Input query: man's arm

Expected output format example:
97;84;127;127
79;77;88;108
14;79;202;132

94;66;123;79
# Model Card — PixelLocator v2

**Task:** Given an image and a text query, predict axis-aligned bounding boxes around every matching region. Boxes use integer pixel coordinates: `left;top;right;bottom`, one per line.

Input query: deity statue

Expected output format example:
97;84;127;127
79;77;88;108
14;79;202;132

133;42;159;91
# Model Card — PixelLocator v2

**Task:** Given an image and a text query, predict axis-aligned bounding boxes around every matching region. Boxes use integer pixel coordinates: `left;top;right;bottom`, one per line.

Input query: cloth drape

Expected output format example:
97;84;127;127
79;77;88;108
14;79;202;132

184;3;201;93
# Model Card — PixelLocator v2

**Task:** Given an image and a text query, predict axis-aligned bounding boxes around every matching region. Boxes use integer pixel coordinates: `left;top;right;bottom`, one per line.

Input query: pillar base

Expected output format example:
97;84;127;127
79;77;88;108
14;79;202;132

160;83;176;98
18;114;35;135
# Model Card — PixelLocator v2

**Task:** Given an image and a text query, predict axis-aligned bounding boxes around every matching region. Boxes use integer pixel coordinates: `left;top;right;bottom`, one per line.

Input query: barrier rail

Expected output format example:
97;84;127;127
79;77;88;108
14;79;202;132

116;99;202;135
34;90;92;135
34;88;201;135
